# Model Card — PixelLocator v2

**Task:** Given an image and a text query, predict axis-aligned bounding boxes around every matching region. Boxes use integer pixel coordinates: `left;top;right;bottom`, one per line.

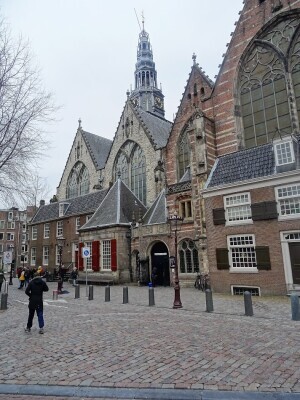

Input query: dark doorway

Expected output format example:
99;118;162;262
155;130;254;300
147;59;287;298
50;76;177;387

151;242;170;286
289;243;300;285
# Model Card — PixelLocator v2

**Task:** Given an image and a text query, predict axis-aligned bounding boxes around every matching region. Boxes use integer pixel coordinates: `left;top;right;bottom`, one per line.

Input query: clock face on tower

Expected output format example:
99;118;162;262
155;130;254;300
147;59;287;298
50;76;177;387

154;96;163;109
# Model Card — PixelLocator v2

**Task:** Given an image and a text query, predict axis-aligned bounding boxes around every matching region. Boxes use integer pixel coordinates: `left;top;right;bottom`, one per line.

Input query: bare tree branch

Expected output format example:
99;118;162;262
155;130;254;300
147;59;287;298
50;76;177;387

0;18;57;206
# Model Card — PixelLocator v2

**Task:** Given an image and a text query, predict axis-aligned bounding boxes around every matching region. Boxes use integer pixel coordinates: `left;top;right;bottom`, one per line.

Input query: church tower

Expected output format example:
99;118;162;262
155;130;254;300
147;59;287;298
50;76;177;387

130;24;165;117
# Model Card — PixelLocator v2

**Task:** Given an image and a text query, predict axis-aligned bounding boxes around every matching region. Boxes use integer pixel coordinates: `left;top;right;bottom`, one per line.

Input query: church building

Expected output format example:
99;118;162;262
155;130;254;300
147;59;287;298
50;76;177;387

29;0;300;296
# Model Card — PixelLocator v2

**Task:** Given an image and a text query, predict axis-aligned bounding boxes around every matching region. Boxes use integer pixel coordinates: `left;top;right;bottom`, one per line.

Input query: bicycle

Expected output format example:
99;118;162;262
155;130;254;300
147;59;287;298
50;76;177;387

194;273;210;291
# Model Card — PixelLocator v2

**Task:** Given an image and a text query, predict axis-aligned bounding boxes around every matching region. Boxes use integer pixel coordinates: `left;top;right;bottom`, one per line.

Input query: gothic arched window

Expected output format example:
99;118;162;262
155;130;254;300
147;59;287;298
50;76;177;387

113;141;147;204
177;130;190;180
179;239;200;274
66;162;90;199
239;15;300;148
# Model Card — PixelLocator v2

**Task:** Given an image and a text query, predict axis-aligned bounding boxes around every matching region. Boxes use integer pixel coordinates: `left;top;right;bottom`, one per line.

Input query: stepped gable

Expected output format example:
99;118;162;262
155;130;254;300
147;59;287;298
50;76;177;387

30;189;109;224
134;107;172;149
80;178;147;230
81;130;112;170
143;189;167;225
206;143;275;188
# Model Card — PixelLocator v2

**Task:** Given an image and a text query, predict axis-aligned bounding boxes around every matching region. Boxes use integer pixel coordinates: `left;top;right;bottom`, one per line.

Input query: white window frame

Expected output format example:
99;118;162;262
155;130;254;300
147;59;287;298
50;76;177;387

86;215;92;223
274;139;295;167
0;244;3;252
43;246;49;266
75;217;80;234
0;232;3;240
0;220;5;229
56;221;63;237
102;240;111;270
7;221;15;229
32;226;38;240
30;247;36;266
7;233;14;241
44;223;50;238
224;192;252;226
22;223;27;232
8;212;13;221
276;183;300;220
228;234;257;273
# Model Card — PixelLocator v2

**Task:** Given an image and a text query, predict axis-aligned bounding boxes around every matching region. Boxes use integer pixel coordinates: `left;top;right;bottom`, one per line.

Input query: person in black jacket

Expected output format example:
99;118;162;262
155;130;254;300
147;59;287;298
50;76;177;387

24;272;49;334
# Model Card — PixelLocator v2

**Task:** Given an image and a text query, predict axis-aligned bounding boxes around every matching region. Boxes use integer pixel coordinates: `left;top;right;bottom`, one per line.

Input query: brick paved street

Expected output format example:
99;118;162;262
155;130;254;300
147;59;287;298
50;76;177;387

0;278;300;399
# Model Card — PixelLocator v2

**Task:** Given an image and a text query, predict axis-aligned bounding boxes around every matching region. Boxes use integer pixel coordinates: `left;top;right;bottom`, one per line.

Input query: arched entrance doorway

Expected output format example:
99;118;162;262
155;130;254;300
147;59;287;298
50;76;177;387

151;242;170;286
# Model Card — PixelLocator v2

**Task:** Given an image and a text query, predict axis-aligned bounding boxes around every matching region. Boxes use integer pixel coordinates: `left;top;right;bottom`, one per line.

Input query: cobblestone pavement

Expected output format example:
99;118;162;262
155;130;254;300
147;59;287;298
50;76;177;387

0;278;300;399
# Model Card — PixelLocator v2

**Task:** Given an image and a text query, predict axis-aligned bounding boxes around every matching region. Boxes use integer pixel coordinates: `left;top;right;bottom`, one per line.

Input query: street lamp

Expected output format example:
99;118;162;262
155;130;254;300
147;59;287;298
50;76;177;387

168;211;183;309
56;237;65;294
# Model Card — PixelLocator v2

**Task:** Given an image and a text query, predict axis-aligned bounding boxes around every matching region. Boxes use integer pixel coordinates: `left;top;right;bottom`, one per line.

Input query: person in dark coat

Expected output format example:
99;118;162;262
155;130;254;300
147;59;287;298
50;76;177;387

24;272;49;334
0;269;6;292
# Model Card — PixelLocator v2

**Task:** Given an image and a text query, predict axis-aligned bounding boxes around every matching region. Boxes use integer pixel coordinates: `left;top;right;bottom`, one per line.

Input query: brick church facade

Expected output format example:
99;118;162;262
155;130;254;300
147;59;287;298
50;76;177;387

29;0;300;295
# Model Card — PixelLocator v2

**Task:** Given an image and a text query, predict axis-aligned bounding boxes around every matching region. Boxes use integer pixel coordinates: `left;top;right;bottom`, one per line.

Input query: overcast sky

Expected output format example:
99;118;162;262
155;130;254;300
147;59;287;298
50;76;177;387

1;0;243;205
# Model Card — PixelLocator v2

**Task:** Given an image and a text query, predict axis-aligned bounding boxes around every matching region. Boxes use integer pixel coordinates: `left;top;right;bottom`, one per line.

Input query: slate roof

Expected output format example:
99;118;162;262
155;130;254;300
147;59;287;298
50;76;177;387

143;190;167;225
82;131;112;170
80;179;147;230
134;108;172;149
206;143;276;188
30;189;109;224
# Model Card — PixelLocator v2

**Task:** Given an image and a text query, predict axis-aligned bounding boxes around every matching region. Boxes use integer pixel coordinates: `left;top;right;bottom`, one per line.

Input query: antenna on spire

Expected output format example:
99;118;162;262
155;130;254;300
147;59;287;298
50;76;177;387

134;9;142;31
141;11;145;31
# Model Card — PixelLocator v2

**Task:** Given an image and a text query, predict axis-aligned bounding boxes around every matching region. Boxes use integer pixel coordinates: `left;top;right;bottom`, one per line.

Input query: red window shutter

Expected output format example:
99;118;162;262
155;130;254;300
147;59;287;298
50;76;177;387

78;243;84;271
111;239;117;271
92;241;100;272
75;250;78;270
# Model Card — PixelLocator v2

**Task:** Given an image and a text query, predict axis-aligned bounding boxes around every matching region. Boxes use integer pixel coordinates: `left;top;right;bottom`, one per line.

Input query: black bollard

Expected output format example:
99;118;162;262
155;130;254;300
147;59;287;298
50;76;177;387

88;285;93;301
75;284;80;299
205;289;214;313
244;291;254;316
0;293;8;310
291;293;300;321
123;286;128;304
149;287;155;306
105;285;110;302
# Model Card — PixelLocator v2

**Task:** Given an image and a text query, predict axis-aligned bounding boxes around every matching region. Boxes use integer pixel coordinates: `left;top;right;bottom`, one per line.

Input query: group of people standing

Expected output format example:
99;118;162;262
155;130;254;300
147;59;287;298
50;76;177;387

18;265;44;289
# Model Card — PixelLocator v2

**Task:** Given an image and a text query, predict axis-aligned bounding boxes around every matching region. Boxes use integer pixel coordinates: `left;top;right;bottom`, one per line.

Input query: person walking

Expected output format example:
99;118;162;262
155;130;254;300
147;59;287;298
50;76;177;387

70;266;78;286
24;271;49;334
18;269;26;289
0;269;6;292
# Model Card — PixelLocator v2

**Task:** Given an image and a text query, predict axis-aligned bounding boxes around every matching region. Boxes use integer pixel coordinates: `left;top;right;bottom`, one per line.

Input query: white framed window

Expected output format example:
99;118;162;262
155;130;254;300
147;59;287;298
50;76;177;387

32;226;38;240
76;217;80;234
0;220;5;229
44;223;50;238
0;244;3;252
7;221;15;229
31;247;36;266
0;233;3;240
85;241;92;269
8;212;13;221
22;233;26;242
102;240;111;270
22;223;27;232
43;246;49;266
228;235;257;272
224;192;252;225
86;215;92;223
21;244;28;252
276;183;300;219
7;233;14;241
59;202;70;217
56;221;63;237
274;140;294;166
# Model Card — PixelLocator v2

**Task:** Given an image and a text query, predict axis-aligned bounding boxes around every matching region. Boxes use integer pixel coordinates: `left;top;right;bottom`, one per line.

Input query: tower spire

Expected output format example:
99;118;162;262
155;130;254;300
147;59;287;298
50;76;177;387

129;18;165;117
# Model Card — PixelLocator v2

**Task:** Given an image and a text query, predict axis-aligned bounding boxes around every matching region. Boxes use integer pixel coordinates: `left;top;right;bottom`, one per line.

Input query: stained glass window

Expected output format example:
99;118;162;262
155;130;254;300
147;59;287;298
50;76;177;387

177;130;190;179
66;162;90;199
113;141;146;204
239;15;300;147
